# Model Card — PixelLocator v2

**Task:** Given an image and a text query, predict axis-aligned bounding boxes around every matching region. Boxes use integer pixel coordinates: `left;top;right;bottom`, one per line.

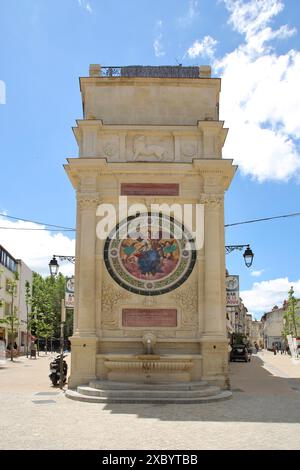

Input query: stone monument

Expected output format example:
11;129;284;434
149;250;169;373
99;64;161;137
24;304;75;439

65;65;236;403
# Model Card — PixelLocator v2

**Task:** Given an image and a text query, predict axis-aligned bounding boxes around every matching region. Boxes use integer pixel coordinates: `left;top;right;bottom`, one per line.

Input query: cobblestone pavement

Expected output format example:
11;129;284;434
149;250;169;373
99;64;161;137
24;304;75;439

1;350;300;450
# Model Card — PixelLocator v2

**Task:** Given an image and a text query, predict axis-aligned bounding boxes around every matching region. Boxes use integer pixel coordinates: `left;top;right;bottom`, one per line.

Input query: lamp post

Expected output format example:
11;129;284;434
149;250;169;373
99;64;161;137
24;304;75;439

225;244;254;268
48;255;74;389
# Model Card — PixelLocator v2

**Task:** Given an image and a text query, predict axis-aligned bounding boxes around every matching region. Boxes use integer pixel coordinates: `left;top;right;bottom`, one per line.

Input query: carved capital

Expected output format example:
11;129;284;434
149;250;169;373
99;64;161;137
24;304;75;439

77;192;99;210
200;193;223;207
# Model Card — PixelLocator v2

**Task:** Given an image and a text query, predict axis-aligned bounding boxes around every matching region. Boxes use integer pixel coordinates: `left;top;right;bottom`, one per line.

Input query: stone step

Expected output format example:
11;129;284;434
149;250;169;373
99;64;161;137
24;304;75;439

88;380;209;391
65;389;232;404
77;385;220;399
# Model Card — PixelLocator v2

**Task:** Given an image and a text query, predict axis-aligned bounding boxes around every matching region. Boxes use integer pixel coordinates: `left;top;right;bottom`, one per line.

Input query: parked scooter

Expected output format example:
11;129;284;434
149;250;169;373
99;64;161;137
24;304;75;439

49;354;68;386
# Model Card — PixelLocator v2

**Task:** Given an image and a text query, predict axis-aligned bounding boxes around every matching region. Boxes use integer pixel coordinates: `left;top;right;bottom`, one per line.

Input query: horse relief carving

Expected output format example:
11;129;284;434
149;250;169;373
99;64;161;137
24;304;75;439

133;136;166;161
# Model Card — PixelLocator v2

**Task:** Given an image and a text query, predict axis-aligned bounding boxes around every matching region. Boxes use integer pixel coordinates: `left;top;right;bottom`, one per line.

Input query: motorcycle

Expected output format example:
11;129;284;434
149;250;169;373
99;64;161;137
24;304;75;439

49;354;68;386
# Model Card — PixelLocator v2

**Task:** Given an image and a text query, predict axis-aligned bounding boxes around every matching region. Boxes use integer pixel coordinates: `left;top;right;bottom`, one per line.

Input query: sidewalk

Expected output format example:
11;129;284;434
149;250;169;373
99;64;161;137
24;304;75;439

257;349;300;378
1;352;300;449
0;352;70;393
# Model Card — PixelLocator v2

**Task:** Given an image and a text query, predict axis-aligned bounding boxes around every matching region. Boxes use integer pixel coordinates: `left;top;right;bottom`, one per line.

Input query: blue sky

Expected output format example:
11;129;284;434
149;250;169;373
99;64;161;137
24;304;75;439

1;0;300;318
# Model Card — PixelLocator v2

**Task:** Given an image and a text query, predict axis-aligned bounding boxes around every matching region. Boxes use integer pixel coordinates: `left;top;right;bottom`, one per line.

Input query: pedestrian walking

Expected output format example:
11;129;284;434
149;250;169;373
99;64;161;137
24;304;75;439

30;341;37;359
272;344;276;355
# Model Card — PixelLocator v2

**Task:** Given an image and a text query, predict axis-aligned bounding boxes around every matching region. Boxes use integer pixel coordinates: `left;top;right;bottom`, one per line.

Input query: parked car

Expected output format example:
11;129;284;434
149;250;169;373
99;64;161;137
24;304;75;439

230;344;251;362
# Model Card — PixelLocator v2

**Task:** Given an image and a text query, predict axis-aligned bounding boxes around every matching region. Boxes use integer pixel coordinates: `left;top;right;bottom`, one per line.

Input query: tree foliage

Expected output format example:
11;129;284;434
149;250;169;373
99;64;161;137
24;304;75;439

31;272;73;342
282;286;300;338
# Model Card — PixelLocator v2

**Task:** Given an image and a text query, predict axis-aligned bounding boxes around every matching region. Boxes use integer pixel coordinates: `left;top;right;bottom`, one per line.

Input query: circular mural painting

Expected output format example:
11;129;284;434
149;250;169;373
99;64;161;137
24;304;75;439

104;212;196;295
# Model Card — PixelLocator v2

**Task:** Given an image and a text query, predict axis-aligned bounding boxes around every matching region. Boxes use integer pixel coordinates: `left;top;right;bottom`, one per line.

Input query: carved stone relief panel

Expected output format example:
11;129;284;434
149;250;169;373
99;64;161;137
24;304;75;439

101;278;130;329
179;137;201;161
170;275;198;328
126;134;174;162
99;133;120;161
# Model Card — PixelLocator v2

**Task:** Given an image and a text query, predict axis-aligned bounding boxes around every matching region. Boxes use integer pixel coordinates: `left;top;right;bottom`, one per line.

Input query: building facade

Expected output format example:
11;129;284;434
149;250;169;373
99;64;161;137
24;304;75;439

65;64;236;400
0;245;32;352
262;304;286;350
251;320;263;348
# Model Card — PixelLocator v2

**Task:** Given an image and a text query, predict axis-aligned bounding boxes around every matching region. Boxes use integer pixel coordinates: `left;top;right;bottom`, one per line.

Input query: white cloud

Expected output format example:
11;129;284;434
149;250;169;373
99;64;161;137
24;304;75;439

251;269;265;277
153;35;165;57
0;217;75;277
153;20;166;58
187;35;218;59
0;80;6;105
178;0;199;27
212;0;300;182
77;0;92;14
223;0;295;54
241;277;300;316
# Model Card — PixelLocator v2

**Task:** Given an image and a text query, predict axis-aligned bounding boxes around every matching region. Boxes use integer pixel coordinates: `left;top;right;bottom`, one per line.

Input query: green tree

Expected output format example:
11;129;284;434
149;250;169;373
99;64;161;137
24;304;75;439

31;272;73;347
0;272;20;361
37;320;54;354
282;286;300;338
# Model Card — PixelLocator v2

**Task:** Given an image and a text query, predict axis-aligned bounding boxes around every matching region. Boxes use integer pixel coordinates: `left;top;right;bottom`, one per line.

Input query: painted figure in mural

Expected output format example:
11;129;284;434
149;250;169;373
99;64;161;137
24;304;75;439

120;236;179;280
137;248;162;276
162;240;177;259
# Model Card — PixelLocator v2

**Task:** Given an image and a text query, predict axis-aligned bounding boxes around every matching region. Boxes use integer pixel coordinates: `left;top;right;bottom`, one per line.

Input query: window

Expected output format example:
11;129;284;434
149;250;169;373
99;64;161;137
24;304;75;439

0;246;17;273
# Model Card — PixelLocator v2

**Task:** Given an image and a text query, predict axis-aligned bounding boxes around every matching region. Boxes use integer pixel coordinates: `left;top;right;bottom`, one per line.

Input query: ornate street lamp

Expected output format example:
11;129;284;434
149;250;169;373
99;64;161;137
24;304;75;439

48;255;75;389
225;244;254;268
243;245;254;268
49;256;59;277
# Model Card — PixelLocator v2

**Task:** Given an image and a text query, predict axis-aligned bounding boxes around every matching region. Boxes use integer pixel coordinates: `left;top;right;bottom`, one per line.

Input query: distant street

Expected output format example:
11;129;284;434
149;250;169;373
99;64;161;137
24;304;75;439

1;350;300;450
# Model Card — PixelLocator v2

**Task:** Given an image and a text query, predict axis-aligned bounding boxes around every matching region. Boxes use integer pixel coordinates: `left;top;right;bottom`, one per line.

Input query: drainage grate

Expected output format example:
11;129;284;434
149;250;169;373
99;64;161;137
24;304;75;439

34;392;60;396
32;400;57;404
232;388;245;392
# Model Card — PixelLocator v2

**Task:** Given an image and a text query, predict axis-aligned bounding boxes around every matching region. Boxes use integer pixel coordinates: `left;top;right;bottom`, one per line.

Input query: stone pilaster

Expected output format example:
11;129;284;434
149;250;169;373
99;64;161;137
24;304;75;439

68;191;99;388
200;192;228;387
197;251;205;336
200;193;225;337
75;191;99;336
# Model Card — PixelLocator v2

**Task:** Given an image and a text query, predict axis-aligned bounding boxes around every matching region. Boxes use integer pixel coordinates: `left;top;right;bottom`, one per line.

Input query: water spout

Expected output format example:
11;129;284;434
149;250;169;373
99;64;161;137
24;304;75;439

146;338;153;355
142;332;156;356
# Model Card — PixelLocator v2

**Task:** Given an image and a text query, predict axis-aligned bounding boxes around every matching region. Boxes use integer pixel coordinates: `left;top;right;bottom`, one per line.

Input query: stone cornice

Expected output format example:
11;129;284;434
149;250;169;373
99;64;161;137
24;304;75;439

65;158;237;190
72;120;229;143
80;76;221;91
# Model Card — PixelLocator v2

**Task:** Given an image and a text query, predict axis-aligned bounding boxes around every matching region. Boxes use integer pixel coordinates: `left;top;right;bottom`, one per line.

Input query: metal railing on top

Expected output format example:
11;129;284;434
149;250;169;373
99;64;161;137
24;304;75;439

100;65;201;78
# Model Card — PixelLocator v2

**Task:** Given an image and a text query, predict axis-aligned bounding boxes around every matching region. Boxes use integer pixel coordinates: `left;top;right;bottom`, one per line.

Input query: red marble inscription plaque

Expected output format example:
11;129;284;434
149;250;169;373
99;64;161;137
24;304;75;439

122;308;177;327
121;183;179;196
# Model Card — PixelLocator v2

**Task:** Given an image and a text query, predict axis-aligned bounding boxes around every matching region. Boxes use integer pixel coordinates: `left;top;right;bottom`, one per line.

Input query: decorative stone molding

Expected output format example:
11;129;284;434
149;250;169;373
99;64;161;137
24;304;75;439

103;142;118;158
171;280;198;327
143;296;157;306
181;142;197;159
199;194;223;207
101;281;130;329
104;359;193;372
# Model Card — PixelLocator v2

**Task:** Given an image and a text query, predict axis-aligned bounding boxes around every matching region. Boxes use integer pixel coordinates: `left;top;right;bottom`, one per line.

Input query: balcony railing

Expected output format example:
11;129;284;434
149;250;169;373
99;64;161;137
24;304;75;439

89;65;211;79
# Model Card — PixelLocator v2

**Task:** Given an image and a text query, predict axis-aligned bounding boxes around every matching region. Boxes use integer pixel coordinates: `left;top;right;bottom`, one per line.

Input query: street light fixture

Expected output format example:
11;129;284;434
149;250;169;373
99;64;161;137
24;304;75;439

49;256;59;277
48;255;74;389
243;245;254;268
225;244;254;268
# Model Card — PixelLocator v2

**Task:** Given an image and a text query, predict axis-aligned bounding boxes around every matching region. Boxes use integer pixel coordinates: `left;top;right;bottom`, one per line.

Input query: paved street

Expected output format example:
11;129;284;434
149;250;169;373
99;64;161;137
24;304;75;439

1;350;300;450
